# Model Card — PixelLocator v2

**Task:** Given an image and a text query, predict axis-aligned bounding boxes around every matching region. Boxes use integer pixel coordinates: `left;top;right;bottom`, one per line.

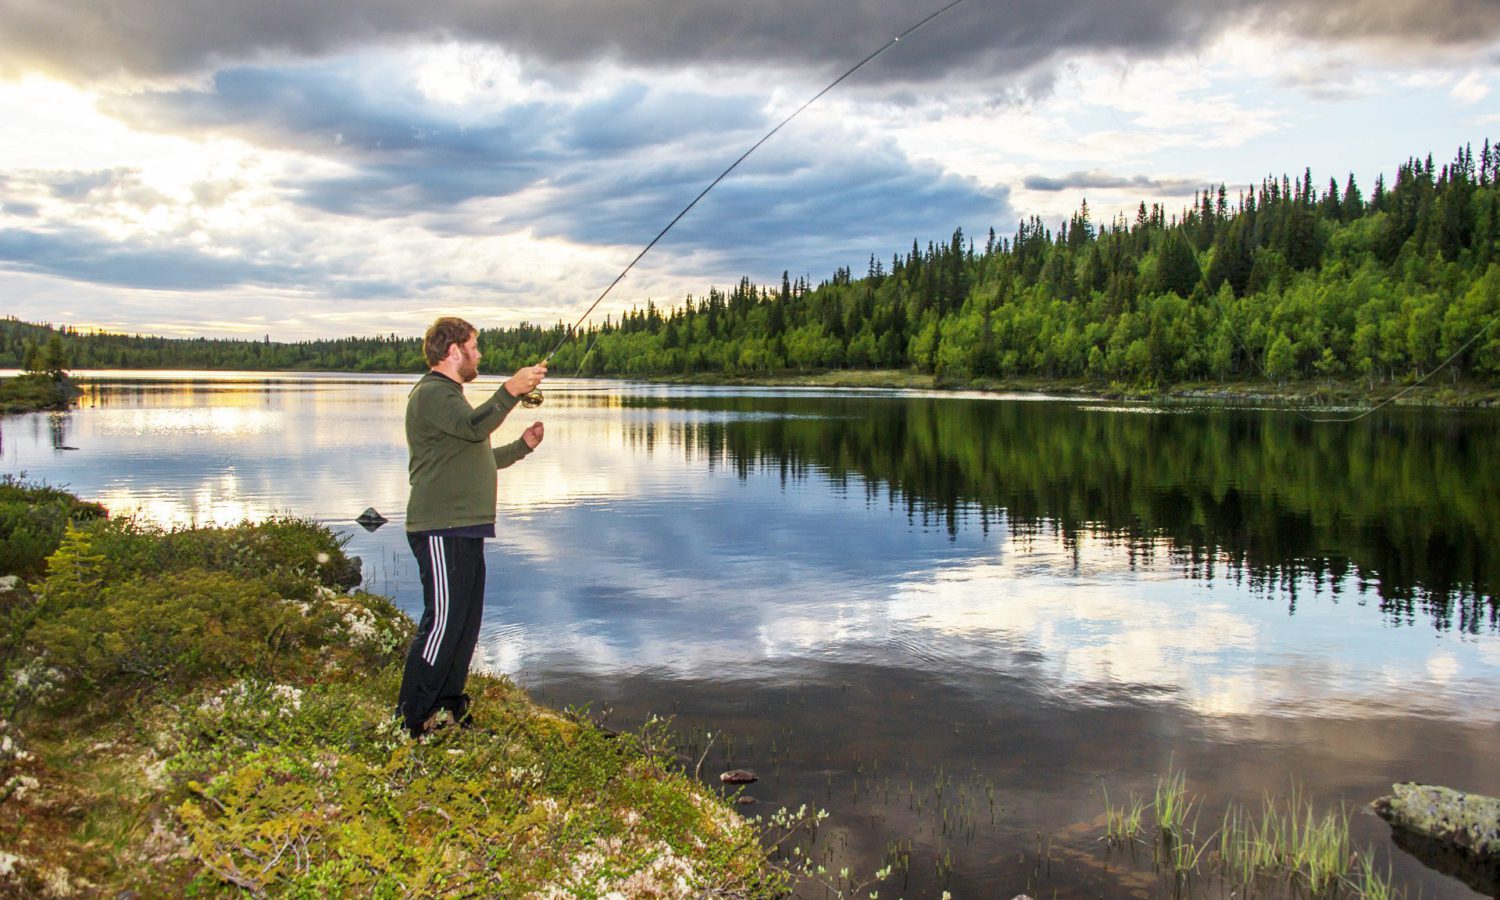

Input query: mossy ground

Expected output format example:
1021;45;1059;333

0;497;787;898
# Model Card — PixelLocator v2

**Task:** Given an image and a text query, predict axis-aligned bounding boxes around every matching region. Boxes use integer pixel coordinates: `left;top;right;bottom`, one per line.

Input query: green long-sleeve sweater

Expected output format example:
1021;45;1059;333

405;371;532;532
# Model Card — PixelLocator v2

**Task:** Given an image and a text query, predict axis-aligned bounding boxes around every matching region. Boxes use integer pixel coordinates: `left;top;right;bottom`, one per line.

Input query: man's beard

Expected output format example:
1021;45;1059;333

458;350;479;382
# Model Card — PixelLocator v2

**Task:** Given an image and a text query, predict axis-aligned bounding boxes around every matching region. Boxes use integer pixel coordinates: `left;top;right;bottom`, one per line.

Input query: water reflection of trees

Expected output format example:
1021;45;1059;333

621;396;1500;633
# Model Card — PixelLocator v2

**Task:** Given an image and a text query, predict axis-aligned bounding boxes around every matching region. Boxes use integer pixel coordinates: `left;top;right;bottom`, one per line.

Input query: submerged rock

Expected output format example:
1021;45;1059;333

1372;782;1500;896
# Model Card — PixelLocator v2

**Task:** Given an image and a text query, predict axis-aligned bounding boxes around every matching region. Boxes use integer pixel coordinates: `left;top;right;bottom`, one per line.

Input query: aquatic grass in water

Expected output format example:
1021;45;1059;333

1216;785;1370;895
1106;772;1401;897
1153;767;1196;843
1151;766;1208;878
1102;785;1147;846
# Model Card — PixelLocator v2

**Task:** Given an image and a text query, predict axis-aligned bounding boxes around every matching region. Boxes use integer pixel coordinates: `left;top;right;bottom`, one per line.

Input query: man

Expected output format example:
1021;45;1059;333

397;316;547;738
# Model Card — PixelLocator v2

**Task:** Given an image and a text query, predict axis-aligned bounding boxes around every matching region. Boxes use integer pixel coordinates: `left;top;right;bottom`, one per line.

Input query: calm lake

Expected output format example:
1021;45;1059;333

4;371;1499;898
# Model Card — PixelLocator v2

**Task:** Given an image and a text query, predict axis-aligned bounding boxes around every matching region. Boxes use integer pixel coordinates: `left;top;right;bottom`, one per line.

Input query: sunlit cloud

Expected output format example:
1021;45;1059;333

1451;71;1491;104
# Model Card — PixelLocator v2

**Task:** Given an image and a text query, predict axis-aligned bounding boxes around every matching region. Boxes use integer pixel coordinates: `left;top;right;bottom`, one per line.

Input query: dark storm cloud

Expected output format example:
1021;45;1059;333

1024;171;1206;193
33;167;174;211
0;227;273;289
15;51;1009;295
105;64;764;219
522;130;1013;278
0;225;391;294
105;66;548;165
100;56;1004;266
5;0;1496;85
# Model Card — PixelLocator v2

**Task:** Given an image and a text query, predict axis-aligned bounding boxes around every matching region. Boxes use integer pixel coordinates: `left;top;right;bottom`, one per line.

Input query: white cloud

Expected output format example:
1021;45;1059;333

1451;71;1491;104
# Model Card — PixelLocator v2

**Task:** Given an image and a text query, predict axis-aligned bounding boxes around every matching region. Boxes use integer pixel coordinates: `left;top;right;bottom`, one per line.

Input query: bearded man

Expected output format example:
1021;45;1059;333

397;316;546;738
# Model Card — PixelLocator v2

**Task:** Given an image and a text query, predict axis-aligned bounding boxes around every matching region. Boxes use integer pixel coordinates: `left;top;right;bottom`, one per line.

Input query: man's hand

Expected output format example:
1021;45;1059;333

504;361;548;398
521;421;544;450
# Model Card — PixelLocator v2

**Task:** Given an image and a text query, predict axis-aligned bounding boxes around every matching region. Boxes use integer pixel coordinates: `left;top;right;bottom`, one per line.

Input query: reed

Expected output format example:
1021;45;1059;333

1215;784;1376;894
1102;772;1403;897
1102;785;1147;846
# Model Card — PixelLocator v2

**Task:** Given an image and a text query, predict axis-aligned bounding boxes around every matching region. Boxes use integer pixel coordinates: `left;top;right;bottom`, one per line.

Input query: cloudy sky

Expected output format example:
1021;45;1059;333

2;0;1498;341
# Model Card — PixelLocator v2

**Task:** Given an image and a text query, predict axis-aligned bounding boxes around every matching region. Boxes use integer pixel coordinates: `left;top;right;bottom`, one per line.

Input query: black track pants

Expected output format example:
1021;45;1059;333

398;533;486;734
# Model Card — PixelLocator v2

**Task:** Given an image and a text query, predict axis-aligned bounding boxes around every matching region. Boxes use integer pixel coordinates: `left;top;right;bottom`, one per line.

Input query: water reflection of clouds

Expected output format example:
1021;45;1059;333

885;542;1500;723
886;554;1260;707
1479;642;1500;666
97;407;282;437
488;463;1500;726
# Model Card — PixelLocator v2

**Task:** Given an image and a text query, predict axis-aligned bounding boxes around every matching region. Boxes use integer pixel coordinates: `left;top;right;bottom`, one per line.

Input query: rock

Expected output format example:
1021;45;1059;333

319;554;363;592
735;795;757;805
0;575;32;609
1372;783;1500;896
719;769;757;784
1372;783;1500;857
356;507;388;531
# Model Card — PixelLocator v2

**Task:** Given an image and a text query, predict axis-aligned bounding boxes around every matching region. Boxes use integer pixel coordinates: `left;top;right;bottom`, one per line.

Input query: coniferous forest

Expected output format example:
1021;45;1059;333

4;141;1499;390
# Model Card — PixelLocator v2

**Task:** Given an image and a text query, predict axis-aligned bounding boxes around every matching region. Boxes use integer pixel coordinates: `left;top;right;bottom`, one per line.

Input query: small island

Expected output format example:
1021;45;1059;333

0;334;80;415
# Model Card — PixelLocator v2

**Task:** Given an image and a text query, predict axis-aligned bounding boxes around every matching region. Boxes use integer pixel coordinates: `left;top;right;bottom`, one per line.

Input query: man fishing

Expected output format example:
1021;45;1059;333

397;316;547;738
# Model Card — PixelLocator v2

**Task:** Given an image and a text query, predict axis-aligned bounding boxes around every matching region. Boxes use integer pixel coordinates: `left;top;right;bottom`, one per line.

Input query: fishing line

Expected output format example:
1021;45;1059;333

520;0;971;407
1296;314;1499;423
1206;285;1499;423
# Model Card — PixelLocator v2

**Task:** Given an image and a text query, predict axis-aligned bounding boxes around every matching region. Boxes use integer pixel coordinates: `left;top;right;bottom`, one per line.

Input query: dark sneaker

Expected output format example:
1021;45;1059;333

450;693;474;729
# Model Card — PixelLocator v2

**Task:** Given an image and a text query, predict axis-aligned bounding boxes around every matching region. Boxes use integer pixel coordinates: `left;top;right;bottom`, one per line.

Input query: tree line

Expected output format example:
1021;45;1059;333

6;139;1500;386
0;321;427;373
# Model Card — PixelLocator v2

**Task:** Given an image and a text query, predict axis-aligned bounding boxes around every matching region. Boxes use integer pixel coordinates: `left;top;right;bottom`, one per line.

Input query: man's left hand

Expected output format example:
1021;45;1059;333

521;421;544;449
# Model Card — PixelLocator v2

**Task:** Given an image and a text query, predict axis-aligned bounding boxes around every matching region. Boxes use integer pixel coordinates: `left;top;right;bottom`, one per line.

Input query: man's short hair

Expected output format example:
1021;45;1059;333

423;317;477;367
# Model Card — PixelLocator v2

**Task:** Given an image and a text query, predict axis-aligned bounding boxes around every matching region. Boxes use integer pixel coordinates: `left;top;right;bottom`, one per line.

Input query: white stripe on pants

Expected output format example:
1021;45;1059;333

421;535;449;664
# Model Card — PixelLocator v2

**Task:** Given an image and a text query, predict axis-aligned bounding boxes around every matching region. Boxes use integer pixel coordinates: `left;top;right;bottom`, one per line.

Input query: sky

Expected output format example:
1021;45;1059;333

1;0;1498;341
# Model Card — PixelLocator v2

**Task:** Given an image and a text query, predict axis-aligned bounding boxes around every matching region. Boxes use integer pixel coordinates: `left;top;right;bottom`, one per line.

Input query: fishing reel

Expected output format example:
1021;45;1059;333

520;390;544;409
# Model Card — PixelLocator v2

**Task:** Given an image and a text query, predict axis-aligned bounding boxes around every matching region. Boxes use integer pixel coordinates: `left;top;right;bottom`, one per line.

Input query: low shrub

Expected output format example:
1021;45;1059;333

29;568;324;689
0;475;106;578
79;516;360;590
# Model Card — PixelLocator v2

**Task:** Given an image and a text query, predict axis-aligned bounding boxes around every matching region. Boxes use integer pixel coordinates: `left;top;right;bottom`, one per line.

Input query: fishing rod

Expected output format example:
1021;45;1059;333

518;0;971;408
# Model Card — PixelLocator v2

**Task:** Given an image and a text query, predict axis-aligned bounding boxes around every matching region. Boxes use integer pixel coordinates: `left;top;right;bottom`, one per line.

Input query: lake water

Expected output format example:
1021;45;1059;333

4;372;1499;898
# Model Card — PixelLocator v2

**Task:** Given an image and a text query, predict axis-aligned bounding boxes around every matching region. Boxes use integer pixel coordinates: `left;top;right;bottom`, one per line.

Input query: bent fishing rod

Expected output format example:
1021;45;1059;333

517;0;970;408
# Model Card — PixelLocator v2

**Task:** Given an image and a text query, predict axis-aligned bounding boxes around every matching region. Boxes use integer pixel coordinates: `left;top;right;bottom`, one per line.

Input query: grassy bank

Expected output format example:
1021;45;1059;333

0;374;80;415
0;484;790;897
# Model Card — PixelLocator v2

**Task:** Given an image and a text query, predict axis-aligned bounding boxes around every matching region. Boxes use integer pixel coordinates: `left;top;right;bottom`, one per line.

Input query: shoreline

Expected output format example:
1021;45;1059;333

645;369;1500;409
6;368;1499;412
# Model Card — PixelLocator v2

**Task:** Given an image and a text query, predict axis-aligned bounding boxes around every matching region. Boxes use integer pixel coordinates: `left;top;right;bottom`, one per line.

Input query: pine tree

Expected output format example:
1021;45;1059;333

1155;230;1202;297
